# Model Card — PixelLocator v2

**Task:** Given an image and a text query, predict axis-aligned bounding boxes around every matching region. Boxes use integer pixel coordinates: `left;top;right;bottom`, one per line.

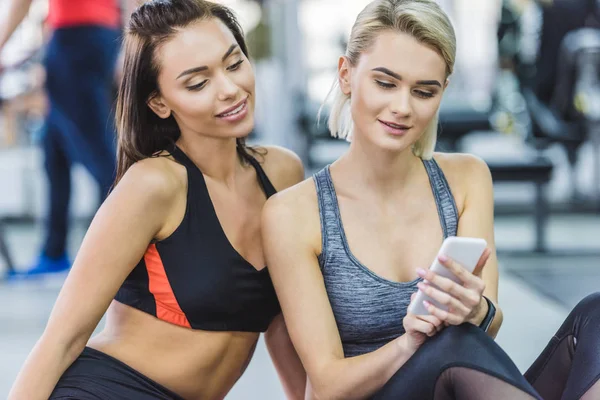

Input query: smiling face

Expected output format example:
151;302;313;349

339;30;448;153
148;17;255;141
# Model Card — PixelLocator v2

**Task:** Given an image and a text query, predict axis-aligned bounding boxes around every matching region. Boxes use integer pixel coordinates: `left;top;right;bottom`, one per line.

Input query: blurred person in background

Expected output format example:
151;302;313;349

533;0;600;103
0;0;140;277
439;0;503;103
7;1;306;399
263;1;600;399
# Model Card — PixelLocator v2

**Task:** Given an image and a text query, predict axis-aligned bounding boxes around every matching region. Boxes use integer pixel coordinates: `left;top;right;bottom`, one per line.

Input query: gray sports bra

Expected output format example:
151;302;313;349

313;159;459;357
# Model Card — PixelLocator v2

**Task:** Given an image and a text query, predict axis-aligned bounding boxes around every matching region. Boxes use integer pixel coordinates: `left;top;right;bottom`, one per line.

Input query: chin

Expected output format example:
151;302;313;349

368;133;411;154
224;115;255;140
382;142;412;154
237;116;255;137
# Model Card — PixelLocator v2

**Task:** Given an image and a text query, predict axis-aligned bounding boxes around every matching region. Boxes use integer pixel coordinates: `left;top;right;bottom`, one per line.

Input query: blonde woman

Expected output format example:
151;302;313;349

263;1;600;399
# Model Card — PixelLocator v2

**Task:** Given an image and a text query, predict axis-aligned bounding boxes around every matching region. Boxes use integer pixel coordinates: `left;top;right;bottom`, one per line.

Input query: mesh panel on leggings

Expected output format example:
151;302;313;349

434;367;538;400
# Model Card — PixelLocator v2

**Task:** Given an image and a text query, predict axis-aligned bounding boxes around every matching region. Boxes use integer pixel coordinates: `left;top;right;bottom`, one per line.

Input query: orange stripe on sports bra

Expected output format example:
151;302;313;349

145;244;191;328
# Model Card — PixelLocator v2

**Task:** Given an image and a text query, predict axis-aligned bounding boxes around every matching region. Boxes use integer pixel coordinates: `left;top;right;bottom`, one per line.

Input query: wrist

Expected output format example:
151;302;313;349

478;296;497;333
395;335;415;358
470;296;488;326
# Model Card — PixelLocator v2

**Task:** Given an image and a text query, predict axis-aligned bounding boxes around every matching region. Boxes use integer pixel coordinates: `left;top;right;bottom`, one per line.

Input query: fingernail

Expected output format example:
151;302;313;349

417;282;424;290
423;300;431;308
438;254;448;262
417;268;426;276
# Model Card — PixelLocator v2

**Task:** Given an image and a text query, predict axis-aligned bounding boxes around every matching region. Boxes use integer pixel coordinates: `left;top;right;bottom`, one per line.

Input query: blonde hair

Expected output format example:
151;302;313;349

321;0;456;159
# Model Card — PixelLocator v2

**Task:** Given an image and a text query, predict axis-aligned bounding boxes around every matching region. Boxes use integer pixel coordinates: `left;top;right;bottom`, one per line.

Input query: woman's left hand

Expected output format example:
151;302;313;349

415;248;492;326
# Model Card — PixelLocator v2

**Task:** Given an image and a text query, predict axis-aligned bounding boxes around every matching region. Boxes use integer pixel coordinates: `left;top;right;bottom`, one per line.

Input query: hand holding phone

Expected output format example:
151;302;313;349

407;237;488;316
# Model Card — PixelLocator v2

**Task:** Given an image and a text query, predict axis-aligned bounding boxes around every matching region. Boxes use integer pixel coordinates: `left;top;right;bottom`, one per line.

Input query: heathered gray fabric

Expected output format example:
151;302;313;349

313;160;458;357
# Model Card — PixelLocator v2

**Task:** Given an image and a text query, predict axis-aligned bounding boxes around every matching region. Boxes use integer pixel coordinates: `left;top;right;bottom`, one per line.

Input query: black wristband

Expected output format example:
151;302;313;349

478;296;496;332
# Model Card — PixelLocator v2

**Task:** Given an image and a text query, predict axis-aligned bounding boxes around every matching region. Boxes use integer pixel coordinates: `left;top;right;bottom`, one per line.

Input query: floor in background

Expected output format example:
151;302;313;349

494;214;600;311
503;254;600;310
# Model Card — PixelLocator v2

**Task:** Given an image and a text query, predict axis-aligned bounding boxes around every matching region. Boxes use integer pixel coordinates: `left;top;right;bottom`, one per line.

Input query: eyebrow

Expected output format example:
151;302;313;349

177;44;239;79
371;67;442;87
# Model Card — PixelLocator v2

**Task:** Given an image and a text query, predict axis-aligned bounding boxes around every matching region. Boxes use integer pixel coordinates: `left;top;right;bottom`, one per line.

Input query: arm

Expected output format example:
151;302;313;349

416;154;503;338
262;186;433;400
261;146;306;399
265;314;307;400
259;145;305;191
0;0;35;51
454;155;504;337
8;160;179;400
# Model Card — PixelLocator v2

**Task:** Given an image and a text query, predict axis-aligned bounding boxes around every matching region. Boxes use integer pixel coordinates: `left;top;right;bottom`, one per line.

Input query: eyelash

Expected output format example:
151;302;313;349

374;80;435;99
415;91;434;99
186;59;245;91
187;81;207;91
375;80;395;89
227;59;244;71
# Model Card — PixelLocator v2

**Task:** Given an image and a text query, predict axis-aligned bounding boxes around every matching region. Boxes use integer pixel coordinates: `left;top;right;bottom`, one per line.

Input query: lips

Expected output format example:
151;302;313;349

216;97;248;118
378;120;411;130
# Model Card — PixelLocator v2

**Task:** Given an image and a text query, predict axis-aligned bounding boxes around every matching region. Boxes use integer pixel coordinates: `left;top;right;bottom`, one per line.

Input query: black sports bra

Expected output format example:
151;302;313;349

115;145;280;332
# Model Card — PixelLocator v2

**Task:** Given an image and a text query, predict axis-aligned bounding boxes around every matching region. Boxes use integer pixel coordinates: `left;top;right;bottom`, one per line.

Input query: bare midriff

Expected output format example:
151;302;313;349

88;301;260;400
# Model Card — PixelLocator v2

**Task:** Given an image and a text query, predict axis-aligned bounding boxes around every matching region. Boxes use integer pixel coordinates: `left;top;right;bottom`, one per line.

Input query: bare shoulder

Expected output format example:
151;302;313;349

432;152;493;214
254;145;305;191
432;152;492;189
262;177;321;251
264;177;318;221
114;156;186;204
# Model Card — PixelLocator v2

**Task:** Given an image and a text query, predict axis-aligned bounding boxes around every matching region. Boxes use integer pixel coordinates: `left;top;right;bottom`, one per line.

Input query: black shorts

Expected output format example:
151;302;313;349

50;347;184;400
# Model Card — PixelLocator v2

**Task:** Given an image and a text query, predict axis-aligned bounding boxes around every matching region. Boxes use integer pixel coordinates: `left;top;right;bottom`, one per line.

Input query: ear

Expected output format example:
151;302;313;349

338;56;352;96
444;78;450;90
147;93;172;119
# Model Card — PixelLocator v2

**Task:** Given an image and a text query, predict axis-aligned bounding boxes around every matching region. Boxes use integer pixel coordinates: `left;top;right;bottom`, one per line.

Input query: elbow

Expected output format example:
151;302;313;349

310;382;335;400
39;328;89;363
65;334;89;361
311;385;348;400
309;371;353;400
495;306;504;327
309;359;378;400
490;307;504;339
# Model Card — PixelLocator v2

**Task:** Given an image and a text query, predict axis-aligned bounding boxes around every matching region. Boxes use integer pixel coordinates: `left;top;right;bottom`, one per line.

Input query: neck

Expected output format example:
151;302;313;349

176;135;242;184
334;134;422;197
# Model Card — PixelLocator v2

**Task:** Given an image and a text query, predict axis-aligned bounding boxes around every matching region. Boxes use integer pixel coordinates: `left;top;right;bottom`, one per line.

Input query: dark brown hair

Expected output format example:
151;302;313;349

114;0;253;185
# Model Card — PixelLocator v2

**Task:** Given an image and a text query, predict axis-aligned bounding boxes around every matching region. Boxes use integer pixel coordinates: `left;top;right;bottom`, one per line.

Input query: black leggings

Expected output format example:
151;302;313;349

525;292;600;400
373;292;600;400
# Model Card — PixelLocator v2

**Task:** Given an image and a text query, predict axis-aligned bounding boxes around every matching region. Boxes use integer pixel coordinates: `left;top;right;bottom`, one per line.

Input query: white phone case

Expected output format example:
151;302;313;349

407;236;487;316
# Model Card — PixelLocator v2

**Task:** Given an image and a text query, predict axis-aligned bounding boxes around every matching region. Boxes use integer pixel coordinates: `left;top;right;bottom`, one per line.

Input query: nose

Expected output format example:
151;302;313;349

390;88;412;118
217;73;239;102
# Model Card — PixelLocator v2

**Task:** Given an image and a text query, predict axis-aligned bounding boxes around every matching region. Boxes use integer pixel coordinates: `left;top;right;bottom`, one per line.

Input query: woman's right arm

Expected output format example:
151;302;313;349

262;182;441;400
8;160;180;400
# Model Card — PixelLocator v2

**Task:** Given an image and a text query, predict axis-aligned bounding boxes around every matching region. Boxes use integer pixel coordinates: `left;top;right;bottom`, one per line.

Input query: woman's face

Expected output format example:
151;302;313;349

339;30;447;153
149;18;255;140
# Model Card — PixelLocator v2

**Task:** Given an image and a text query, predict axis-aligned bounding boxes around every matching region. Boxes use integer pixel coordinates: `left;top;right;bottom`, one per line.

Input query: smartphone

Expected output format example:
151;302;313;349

407;236;487;316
